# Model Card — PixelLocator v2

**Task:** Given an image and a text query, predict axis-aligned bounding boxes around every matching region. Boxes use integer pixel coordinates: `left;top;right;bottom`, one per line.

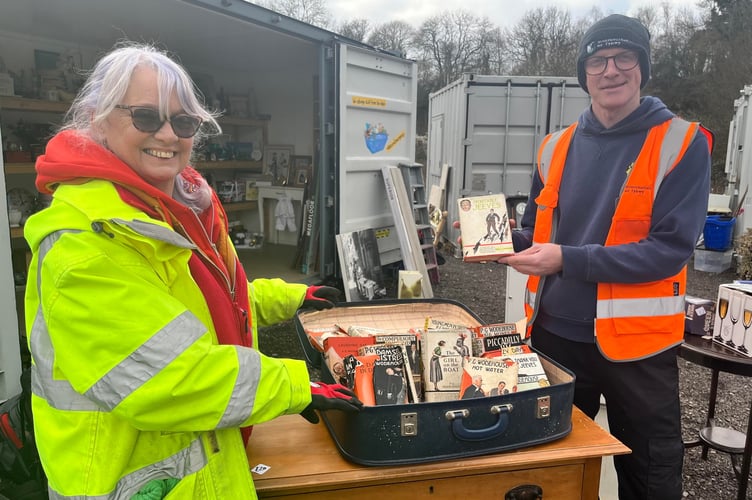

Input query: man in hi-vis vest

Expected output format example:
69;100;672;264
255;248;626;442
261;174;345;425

498;14;712;500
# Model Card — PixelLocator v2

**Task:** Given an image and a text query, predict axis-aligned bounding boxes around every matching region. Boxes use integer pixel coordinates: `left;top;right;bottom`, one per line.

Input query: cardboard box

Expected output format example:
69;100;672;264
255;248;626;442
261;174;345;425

711;283;752;356
685;295;715;335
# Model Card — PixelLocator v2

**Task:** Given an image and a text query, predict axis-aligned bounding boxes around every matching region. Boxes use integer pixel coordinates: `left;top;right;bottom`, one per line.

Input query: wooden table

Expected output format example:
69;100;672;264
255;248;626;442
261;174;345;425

680;333;752;500
247;406;628;499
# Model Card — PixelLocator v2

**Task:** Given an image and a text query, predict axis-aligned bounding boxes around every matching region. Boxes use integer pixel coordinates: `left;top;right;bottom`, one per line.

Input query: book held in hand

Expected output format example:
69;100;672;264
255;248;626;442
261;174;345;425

457;193;513;262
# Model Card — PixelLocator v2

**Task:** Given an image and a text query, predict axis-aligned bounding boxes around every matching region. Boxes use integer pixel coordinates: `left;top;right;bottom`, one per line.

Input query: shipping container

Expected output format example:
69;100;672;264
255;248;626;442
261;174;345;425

426;74;589;249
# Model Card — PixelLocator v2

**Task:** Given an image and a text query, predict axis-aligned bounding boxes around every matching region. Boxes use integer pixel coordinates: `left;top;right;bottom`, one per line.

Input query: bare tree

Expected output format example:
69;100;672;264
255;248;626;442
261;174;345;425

413;10;499;90
337;18;370;42
506;6;580;76
260;0;332;28
367;20;415;57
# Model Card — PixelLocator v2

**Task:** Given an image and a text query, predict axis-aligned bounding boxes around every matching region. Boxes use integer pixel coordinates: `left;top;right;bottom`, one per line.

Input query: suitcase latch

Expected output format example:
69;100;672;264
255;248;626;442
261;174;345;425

401;412;418;436
536;396;551;419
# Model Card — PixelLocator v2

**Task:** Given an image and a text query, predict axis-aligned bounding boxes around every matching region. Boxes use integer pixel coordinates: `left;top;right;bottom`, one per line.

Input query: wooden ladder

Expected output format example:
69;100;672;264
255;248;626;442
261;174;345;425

398;162;440;285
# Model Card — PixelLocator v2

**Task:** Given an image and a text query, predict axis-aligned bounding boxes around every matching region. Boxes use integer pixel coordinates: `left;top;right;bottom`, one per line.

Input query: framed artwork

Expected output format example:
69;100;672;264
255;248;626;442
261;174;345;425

290;155;313;187
262;145;294;185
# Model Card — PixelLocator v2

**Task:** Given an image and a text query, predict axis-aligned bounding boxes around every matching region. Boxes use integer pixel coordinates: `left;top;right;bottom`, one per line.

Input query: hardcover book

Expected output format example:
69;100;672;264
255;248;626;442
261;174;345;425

457;193;513;262
351;354;378;406
323;336;377;388
420;329;472;399
323;335;376;359
470;323;522;357
506;352;550;392
374;333;422;402
458;356;520;399
358;344;412;405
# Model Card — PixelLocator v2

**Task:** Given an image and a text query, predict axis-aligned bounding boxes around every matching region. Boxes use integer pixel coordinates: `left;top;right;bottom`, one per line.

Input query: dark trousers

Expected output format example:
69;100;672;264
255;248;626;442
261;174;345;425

531;325;684;500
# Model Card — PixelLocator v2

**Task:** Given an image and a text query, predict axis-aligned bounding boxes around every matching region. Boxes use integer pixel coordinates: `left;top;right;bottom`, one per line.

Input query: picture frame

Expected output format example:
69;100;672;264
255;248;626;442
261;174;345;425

290;155;313;187
262;145;294;185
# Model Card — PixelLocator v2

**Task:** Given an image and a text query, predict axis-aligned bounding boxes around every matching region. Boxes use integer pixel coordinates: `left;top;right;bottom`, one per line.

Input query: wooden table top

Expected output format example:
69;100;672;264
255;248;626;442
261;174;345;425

247;406;629;496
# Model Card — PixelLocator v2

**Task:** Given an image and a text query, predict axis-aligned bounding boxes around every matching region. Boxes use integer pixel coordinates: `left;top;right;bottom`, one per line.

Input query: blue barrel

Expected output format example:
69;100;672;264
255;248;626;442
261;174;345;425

703;215;735;251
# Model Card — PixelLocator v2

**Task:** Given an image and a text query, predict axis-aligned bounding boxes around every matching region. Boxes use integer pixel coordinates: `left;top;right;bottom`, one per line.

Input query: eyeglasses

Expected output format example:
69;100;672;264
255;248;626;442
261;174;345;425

584;51;640;76
114;105;202;138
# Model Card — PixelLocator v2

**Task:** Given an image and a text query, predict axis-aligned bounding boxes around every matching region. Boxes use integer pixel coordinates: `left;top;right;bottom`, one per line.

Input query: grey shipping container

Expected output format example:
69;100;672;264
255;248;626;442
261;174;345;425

426;74;590;248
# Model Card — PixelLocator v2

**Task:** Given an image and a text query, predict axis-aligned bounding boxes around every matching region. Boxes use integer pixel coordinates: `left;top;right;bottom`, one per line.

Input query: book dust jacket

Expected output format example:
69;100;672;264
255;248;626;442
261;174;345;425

457;194;513;262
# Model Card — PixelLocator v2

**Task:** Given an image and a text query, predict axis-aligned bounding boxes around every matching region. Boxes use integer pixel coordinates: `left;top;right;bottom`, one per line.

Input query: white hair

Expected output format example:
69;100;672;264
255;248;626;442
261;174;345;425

62;41;221;148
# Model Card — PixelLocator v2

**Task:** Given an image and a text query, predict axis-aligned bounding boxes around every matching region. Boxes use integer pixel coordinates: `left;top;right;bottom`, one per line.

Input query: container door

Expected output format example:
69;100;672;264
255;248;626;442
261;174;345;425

463;79;587;199
336;43;418;265
0;128;23;402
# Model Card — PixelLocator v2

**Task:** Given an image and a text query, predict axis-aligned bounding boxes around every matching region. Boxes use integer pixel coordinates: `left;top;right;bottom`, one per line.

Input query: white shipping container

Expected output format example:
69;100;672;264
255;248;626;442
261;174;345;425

426;74;590;248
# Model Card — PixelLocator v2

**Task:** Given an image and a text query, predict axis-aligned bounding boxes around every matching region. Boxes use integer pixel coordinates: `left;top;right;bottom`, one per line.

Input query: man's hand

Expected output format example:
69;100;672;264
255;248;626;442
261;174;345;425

496;243;562;276
300;382;364;424
301;285;341;310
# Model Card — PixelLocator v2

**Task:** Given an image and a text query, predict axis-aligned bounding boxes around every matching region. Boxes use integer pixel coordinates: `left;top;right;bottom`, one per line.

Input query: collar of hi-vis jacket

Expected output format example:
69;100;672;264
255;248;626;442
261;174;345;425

525;117;700;360
36;130;252;348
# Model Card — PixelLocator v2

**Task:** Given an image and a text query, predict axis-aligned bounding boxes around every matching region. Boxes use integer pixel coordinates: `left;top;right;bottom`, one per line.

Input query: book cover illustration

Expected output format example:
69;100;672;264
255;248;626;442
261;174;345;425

457;193;513;262
421;329;472;396
335;228;388;301
458;356;520;399
351;354;378;406
374;333;422;401
323;336;376;388
507;352;550;392
358;344;411;405
470;323;523;357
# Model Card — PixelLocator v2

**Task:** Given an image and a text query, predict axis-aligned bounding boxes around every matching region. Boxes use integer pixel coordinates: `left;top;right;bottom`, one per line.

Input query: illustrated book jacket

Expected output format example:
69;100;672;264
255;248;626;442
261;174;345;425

459;356;520;399
457;193;513;262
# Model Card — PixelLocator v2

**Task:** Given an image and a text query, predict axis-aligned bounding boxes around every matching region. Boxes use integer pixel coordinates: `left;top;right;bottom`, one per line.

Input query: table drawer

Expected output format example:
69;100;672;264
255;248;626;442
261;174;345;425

259;464;584;498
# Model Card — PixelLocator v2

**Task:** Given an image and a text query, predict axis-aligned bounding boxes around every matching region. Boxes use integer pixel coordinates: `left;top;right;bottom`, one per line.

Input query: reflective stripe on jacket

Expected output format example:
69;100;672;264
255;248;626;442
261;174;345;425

525;117;701;361
24;180;310;498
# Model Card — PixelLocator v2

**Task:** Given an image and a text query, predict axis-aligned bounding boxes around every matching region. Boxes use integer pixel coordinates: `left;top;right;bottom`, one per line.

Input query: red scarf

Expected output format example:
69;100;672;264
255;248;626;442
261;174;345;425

36;131;253;349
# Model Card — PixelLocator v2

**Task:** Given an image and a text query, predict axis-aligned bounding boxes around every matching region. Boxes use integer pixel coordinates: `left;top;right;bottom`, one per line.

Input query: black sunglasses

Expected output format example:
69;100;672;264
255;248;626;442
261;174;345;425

114;105;202;138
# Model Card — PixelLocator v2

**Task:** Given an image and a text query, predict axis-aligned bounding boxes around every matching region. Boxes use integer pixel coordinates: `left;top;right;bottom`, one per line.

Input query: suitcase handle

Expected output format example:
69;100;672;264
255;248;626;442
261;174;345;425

446;404;513;441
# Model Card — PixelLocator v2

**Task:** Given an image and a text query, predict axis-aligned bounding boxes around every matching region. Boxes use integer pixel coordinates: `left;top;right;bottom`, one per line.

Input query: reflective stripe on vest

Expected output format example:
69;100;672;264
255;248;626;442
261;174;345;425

525;118;699;361
30;226;258;498
32;225;259;426
47;437;206;500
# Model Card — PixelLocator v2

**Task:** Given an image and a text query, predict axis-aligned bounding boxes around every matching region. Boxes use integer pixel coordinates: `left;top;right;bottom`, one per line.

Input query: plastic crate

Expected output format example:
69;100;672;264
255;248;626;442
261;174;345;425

694;246;733;273
703;215;735;251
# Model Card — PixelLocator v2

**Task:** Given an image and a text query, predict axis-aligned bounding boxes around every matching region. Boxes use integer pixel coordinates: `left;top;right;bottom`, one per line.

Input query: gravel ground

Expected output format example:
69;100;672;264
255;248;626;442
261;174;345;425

259;247;745;499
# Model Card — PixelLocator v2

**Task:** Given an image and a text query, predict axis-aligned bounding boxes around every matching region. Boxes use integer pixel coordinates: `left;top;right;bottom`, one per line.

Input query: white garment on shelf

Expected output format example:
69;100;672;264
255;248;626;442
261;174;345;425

274;196;297;232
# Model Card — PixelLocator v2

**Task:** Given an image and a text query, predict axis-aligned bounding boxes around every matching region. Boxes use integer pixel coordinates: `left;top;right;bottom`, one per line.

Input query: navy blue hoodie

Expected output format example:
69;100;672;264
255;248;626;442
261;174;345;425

513;96;711;343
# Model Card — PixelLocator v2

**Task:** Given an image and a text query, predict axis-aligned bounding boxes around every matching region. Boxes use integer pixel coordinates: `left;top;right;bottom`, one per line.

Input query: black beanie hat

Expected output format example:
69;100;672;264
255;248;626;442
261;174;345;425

577;14;651;94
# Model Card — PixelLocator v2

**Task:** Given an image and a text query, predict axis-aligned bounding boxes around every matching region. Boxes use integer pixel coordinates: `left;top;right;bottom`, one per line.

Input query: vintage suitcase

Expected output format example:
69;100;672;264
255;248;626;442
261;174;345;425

294;299;575;466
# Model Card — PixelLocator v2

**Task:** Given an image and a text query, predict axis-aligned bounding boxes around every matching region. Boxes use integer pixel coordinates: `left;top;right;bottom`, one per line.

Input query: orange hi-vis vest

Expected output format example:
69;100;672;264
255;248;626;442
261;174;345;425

525;117;704;361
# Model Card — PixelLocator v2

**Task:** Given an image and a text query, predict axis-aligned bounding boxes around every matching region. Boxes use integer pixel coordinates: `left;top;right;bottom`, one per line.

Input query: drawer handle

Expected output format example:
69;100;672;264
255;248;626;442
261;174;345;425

505;484;543;499
446;404;513;441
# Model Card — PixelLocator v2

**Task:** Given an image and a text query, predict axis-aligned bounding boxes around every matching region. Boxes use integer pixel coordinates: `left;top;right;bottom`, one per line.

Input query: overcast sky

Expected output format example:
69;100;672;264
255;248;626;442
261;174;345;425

327;0;702;28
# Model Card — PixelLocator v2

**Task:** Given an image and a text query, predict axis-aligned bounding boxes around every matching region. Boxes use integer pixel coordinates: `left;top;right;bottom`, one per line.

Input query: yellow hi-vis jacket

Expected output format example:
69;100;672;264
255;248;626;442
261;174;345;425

526;117;702;361
24;180;311;499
